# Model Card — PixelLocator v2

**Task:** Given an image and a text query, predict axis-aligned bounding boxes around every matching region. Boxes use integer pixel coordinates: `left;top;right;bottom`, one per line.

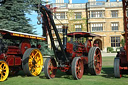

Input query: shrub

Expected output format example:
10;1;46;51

120;39;125;47
107;47;114;53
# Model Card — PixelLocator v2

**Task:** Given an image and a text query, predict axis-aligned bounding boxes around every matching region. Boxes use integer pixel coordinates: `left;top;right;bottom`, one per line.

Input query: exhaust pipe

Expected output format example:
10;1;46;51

63;26;68;50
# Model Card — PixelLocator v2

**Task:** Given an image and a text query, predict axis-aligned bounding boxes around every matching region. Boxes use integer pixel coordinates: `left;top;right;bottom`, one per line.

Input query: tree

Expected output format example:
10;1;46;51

0;0;53;56
0;0;42;33
120;39;125;47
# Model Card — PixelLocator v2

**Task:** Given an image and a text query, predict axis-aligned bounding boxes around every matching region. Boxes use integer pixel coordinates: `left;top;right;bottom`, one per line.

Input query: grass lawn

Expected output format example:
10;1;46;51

1;56;128;85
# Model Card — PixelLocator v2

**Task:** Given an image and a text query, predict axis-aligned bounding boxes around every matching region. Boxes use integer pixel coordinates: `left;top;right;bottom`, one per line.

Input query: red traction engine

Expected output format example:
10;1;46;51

39;5;102;80
44;32;102;80
0;29;46;81
114;0;128;78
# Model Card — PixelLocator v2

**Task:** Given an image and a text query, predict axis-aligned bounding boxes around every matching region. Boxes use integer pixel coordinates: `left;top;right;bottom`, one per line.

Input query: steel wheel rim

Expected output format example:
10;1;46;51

0;61;9;81
118;59;122;78
76;59;84;79
28;49;43;76
48;59;56;78
114;58;122;78
94;48;102;75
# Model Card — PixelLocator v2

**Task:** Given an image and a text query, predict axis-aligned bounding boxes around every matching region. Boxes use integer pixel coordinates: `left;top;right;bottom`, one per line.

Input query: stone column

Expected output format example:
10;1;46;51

106;0;110;2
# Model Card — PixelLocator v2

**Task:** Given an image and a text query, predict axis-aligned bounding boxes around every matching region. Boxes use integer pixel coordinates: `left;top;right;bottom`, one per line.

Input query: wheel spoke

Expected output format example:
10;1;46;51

35;64;41;68
0;64;2;67
96;59;100;63
35;58;41;63
29;67;32;71
29;62;33;67
33;52;38;58
29;57;33;61
96;52;100;58
29;55;34;60
1;74;3;80
2;68;7;71
77;72;79;77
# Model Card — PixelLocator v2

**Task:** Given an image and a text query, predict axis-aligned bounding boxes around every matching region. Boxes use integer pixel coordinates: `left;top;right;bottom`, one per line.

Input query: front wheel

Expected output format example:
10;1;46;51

44;58;57;79
0;60;9;82
71;57;84;80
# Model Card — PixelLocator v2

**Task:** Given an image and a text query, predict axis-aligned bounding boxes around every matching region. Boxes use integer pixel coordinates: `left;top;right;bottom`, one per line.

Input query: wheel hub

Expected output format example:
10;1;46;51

0;69;2;74
32;59;36;66
78;66;81;70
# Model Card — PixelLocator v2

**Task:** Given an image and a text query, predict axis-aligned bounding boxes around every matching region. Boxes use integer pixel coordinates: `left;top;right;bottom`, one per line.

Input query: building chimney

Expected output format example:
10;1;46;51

63;26;68;50
56;0;64;3
106;0;110;2
69;0;72;4
88;0;96;2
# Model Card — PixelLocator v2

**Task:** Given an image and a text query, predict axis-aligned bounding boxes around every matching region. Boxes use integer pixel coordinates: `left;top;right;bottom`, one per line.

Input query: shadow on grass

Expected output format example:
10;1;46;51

39;70;74;80
8;71;29;78
101;67;115;78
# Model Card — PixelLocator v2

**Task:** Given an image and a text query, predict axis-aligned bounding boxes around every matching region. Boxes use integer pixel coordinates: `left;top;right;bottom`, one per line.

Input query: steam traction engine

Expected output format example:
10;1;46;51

114;0;128;78
0;29;46;81
39;5;102;79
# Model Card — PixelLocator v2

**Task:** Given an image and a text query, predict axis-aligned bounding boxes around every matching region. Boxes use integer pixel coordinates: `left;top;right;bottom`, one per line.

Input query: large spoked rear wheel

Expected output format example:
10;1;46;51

22;48;43;76
71;57;84;80
88;47;102;75
0;60;9;82
114;57;121;78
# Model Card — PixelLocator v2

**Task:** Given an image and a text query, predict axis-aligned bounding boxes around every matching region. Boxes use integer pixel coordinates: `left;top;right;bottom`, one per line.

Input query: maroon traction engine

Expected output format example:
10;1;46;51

114;0;128;78
39;5;102;80
0;29;46;81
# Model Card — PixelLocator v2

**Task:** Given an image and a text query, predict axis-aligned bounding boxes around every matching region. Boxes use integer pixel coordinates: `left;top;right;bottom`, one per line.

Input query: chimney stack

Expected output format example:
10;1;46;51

106;0;110;2
88;0;96;2
69;0;72;4
56;0;64;3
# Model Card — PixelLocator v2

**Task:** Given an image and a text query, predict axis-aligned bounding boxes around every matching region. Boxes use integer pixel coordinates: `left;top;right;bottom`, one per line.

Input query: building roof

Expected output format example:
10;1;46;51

67;32;101;38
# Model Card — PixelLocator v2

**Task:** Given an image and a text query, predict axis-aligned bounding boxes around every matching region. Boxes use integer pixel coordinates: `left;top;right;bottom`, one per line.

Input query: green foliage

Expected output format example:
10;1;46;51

0;0;42;33
107;47;113;53
0;0;52;55
39;41;54;56
120;39;125;47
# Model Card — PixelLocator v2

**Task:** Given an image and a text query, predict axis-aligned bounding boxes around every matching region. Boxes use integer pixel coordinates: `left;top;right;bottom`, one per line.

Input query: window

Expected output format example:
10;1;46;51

111;11;118;17
75;25;82;31
75;12;81;19
127;10;128;16
56;25;63;33
91;11;104;18
111;23;119;31
55;12;65;19
91;23;103;32
111;37;120;47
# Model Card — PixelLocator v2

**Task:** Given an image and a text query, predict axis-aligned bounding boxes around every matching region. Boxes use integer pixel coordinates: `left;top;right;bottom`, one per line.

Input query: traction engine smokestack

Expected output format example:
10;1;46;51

63;26;68;50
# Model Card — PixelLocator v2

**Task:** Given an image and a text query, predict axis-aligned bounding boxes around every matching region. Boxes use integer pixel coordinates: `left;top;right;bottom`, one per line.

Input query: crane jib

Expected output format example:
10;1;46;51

40;5;69;63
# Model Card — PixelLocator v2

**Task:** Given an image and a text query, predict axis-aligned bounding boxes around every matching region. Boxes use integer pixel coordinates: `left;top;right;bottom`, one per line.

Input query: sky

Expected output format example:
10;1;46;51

26;0;122;35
